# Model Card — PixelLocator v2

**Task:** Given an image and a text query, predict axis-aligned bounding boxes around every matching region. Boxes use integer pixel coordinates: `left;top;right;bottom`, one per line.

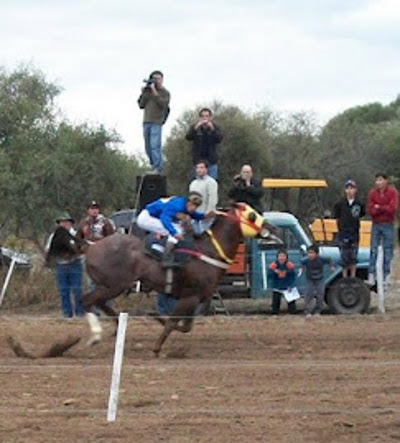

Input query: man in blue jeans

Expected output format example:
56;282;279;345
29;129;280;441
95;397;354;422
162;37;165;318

46;213;84;317
367;173;398;289
138;70;170;174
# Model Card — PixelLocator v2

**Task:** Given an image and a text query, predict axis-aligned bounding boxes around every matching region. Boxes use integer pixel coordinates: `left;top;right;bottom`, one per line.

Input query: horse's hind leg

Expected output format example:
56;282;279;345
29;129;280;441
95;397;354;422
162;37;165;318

153;295;199;356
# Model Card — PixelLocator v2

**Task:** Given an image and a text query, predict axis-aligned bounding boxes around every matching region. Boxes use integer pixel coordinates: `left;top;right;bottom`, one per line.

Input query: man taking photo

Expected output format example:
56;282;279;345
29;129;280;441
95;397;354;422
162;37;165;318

138;70;170;174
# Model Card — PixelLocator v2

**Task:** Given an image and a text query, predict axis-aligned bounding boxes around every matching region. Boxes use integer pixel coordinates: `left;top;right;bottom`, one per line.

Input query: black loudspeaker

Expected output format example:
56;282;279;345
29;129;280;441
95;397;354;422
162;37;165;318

136;175;167;211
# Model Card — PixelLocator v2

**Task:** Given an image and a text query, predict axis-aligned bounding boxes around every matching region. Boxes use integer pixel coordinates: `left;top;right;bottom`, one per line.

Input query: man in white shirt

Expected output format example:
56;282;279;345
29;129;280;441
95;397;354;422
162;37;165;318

189;160;218;232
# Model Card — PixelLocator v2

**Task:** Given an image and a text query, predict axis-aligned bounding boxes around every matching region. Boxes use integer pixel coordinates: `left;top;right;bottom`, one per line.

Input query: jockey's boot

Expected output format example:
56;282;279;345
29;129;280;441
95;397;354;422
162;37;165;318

161;242;176;268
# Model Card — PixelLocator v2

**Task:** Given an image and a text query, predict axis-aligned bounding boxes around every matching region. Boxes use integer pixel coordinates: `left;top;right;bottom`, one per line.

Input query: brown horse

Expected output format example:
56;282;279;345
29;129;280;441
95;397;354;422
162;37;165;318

47;204;278;355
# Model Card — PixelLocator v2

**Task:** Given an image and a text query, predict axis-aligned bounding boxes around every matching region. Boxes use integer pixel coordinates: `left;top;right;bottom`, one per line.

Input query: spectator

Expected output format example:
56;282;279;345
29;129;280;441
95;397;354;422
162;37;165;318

333;179;365;278
46;213;84;318
268;249;296;315
76;201;114;243
138;70;170;174
300;244;334;317
189;160;218;233
228;164;263;214
77;201;114;295
367;173;399;288
186;108;222;180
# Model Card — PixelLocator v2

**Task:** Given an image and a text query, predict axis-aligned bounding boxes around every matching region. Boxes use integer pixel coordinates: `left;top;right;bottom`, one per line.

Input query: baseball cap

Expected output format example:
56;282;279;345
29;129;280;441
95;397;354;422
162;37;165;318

87;200;100;208
345;179;357;188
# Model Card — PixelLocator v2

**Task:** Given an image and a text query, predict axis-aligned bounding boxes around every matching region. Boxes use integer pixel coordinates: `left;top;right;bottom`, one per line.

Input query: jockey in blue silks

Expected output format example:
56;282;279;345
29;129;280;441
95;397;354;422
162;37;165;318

137;191;209;267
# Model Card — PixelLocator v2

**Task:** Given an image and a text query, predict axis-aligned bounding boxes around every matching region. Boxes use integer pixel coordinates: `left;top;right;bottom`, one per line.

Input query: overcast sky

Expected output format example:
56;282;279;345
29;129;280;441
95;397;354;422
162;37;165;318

1;0;399;158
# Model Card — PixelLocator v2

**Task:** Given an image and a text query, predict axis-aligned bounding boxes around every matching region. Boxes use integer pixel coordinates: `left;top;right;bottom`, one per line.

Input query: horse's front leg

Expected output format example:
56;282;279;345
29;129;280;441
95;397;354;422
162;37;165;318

153;317;180;357
153;295;199;356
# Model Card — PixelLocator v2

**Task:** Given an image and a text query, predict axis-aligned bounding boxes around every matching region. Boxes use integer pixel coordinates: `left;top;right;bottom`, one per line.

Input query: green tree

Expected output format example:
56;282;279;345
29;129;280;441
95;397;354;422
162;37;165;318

0;65;145;244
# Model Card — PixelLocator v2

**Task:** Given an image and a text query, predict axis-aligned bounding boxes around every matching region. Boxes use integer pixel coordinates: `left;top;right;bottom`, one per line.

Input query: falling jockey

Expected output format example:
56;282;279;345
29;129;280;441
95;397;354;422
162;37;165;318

136;192;213;267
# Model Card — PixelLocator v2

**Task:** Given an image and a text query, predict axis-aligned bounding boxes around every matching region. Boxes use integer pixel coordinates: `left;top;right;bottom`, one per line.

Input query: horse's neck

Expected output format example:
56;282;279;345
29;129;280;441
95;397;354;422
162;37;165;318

204;217;241;261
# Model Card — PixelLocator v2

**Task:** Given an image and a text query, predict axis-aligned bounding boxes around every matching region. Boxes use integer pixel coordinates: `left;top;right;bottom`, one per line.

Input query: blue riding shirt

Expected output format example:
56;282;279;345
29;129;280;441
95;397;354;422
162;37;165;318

145;196;204;236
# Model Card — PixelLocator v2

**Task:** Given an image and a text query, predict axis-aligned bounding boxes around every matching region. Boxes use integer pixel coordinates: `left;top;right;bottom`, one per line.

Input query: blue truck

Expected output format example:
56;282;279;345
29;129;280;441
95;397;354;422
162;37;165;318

219;211;371;315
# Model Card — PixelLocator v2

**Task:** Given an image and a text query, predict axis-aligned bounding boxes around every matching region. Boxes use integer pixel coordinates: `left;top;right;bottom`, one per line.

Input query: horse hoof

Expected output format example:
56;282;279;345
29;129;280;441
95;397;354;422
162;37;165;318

153;349;160;358
86;334;101;347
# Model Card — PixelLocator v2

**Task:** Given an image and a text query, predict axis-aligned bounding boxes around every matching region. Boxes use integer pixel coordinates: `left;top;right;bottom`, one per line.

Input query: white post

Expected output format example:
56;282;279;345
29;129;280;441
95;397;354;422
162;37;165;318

107;312;128;422
376;245;385;314
0;256;17;306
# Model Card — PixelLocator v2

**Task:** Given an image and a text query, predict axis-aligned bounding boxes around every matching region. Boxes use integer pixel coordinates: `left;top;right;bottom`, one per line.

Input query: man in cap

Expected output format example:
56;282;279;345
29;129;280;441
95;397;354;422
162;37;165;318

136;191;213;267
77;201;114;243
333;180;365;278
46;213;84;317
77;201;115;301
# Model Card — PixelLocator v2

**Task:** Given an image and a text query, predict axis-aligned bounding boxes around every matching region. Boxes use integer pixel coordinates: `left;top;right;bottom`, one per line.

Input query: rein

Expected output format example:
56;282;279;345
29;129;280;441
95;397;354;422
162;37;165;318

174;248;230;269
205;229;234;264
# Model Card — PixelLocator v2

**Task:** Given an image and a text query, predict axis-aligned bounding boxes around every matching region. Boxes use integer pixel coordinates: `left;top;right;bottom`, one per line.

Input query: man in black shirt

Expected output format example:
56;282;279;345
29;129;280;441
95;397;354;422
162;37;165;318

333;179;365;278
228;164;264;214
186;108;222;180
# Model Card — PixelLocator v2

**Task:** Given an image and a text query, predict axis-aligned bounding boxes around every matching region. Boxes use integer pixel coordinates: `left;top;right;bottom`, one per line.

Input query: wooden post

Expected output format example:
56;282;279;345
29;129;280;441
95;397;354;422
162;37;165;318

0;256;17;306
376;245;385;314
107;312;128;422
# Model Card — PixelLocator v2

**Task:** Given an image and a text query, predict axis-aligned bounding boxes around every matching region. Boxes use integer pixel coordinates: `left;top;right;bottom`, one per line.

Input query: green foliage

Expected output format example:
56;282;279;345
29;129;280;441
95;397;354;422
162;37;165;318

0;65;145;244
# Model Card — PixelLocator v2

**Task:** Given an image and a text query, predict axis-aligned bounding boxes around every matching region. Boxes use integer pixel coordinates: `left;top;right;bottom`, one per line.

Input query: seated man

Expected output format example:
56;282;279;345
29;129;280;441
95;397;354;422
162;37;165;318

136;191;208;267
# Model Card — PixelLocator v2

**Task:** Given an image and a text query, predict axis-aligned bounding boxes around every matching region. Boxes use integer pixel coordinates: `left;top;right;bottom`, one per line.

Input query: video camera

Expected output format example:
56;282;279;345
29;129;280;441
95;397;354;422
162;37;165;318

233;174;247;188
143;77;155;89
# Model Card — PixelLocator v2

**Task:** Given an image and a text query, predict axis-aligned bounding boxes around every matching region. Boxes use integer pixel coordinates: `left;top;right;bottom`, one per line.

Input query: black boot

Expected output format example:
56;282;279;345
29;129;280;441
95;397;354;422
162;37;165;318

161;242;175;268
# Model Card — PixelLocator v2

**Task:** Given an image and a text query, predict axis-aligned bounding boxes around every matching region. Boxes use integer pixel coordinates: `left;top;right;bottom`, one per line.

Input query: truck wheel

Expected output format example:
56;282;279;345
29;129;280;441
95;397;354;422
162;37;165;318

327;277;370;314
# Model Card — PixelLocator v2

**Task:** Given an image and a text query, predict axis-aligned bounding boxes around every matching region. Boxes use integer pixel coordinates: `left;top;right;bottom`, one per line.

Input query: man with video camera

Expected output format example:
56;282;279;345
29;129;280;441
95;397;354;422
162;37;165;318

228;164;264;214
138;70;170;174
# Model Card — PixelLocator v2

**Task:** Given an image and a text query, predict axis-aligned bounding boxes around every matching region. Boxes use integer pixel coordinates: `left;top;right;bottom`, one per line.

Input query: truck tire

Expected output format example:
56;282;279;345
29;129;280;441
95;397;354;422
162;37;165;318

326;277;370;315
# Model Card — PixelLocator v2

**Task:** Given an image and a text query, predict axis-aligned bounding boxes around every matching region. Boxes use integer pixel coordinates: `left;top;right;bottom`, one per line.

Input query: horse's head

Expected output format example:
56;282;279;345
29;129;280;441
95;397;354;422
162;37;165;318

229;203;282;243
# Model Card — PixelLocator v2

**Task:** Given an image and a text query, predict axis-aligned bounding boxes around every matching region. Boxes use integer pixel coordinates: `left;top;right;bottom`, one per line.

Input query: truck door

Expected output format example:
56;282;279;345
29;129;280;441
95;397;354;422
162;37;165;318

250;225;307;298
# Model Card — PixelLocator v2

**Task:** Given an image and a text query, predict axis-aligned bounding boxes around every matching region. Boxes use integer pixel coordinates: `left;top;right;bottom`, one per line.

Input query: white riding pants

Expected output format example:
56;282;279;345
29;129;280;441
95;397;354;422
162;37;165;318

137;210;181;244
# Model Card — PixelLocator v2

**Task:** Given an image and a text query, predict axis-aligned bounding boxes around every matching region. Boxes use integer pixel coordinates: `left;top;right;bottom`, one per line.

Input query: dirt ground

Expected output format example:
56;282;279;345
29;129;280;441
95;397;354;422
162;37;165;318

1;255;400;442
1;312;400;442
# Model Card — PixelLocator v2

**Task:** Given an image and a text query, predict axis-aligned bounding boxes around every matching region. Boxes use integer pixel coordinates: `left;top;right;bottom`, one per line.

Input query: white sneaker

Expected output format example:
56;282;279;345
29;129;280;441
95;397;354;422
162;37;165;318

367;274;375;286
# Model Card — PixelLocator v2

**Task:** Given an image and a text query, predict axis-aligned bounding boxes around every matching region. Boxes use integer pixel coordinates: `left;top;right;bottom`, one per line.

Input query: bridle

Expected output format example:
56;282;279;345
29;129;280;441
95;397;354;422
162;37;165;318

214;206;264;234
203;206;264;266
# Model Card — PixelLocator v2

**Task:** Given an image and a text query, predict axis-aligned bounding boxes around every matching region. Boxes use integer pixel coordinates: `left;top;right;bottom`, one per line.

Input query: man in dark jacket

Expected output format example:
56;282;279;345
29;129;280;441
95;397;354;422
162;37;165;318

185;108;222;180
334;179;365;278
228;164;263;214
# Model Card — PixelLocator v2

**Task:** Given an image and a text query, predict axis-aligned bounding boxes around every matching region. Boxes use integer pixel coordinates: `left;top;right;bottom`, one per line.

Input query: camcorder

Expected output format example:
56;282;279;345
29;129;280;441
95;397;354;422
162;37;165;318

234;174;247;187
143;77;155;89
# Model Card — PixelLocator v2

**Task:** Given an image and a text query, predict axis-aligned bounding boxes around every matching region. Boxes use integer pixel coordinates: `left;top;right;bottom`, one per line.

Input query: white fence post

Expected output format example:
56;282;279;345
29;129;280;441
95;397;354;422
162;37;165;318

107;312;128;422
376;245;385;314
0;256;17;306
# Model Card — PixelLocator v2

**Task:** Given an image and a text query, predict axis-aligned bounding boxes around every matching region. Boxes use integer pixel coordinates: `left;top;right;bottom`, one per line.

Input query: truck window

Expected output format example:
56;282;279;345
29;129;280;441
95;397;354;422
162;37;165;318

275;227;301;249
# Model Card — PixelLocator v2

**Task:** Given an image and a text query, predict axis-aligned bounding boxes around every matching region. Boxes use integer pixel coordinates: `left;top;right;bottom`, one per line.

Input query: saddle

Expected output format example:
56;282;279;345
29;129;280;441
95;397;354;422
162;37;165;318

144;233;194;268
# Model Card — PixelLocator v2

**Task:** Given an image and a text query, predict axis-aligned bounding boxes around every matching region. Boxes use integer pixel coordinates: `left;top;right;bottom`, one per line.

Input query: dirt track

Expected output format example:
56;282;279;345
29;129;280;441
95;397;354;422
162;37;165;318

1;313;400;442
